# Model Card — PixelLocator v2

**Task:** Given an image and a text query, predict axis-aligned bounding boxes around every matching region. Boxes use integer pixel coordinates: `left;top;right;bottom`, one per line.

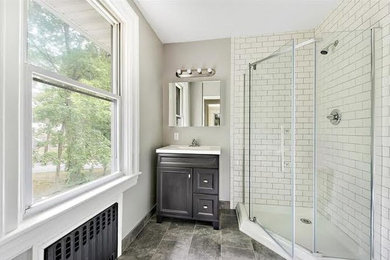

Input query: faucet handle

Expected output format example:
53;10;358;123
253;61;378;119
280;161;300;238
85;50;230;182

191;138;199;147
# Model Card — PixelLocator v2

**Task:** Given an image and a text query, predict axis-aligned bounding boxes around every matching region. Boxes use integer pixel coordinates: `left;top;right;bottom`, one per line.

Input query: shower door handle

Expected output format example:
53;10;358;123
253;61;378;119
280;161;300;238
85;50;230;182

280;125;285;172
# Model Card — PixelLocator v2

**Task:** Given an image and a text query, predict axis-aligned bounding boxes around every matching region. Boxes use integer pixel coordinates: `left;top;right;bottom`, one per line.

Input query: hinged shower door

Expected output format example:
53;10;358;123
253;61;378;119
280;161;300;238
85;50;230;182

248;40;296;256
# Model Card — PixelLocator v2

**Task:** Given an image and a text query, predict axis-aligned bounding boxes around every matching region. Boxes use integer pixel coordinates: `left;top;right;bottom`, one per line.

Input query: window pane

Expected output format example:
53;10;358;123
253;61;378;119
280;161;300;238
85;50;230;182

32;80;113;202
28;0;113;92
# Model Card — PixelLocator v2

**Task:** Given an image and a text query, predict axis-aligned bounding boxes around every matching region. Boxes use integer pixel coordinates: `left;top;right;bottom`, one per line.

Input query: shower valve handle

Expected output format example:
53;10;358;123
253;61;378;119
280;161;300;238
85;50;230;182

327;109;341;125
327;114;339;120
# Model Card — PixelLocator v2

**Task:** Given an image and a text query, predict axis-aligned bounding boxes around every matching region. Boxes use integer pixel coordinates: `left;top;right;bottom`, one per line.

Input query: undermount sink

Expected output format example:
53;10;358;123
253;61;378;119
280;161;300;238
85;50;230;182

156;145;221;155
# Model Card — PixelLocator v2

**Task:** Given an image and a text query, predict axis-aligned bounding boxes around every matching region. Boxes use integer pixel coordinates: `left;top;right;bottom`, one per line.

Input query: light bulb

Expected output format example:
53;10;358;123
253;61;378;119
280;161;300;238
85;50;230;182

207;68;213;74
176;69;182;75
187;69;192;74
197;68;202;74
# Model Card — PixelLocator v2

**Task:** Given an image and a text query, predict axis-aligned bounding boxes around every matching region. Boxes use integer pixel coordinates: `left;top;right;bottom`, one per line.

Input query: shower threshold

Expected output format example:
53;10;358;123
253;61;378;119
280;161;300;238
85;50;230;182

236;203;368;260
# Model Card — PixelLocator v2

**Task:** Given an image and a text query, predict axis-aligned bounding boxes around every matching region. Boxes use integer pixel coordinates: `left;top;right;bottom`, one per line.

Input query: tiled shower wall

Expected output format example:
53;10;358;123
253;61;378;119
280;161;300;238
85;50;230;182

315;0;389;258
316;29;373;254
231;30;315;208
231;0;390;258
247;42;315;207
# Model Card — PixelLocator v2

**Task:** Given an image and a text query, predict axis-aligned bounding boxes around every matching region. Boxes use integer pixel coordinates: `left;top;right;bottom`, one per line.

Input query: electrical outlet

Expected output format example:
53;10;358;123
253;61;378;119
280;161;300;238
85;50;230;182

174;132;179;141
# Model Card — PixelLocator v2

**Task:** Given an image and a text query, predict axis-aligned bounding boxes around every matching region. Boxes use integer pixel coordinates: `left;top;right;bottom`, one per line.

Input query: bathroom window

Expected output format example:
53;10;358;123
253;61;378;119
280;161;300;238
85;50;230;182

25;0;122;206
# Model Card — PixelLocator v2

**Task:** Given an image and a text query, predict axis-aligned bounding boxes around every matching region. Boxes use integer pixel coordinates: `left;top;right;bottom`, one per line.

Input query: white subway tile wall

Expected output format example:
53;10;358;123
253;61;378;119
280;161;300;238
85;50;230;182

232;30;315;209
248;41;295;207
315;0;389;258
231;0;389;258
316;29;372;254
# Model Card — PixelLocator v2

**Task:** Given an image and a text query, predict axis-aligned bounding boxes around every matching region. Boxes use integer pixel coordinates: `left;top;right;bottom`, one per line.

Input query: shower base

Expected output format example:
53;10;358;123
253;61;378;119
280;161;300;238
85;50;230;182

236;203;368;260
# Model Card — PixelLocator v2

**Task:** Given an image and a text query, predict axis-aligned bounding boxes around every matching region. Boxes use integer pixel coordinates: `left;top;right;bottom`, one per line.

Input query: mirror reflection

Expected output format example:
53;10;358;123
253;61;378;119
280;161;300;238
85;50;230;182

168;81;221;127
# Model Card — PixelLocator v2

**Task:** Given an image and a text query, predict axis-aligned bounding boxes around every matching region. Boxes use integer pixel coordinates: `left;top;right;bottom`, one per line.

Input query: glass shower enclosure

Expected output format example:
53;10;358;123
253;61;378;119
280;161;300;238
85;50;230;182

243;28;379;260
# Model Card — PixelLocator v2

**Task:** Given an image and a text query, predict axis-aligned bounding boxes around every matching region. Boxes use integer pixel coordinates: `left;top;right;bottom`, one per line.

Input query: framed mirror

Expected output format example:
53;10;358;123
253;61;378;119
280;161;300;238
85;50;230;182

168;81;221;127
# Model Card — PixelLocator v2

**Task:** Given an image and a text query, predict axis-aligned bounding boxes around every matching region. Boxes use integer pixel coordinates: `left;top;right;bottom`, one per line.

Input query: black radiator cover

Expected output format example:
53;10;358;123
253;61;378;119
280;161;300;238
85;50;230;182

44;203;118;260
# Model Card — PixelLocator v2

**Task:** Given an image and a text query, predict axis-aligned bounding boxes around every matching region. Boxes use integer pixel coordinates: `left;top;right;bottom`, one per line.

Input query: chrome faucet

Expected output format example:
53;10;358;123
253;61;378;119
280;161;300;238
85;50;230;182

190;139;200;147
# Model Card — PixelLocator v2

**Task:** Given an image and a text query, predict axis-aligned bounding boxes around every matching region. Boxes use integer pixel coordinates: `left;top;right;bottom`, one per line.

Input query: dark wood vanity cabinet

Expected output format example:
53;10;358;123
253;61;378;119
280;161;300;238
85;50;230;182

156;153;220;229
158;167;193;218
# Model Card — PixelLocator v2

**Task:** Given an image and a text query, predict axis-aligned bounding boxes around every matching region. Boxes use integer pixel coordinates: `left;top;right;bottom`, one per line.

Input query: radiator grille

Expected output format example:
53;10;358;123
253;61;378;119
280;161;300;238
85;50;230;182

44;203;118;260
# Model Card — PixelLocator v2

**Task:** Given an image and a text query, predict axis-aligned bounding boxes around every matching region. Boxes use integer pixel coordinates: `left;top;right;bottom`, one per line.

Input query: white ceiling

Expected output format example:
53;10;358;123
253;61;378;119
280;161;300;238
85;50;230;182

134;0;340;43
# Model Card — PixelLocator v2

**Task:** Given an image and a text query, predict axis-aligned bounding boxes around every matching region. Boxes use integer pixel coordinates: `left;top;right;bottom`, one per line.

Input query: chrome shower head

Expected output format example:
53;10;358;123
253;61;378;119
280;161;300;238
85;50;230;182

320;48;329;55
320;40;339;55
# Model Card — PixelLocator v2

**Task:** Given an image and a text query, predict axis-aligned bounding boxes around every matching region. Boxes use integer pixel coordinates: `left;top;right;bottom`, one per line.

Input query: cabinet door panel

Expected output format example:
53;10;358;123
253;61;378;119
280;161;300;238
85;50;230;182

158;167;192;218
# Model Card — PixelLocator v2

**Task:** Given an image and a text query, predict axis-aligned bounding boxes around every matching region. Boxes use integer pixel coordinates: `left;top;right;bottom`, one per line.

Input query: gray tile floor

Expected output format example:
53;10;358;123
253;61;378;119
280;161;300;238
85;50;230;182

119;209;285;260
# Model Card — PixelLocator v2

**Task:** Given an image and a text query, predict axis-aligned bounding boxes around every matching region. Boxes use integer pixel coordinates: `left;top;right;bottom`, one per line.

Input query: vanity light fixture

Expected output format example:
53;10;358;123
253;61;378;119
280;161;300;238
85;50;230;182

176;67;215;78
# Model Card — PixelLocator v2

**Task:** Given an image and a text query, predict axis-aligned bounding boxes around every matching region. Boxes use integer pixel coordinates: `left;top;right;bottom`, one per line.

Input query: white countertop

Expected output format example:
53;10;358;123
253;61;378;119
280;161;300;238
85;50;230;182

156;145;221;155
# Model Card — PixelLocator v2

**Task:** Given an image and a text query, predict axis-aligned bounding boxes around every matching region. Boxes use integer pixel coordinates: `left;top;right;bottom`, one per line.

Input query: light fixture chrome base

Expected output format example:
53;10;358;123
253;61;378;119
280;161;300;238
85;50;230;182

176;68;215;78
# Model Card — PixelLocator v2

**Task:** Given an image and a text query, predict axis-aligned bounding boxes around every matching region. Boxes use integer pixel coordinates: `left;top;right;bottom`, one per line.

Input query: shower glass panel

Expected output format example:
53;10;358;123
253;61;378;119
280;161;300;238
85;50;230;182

315;29;374;260
249;40;295;256
243;28;378;260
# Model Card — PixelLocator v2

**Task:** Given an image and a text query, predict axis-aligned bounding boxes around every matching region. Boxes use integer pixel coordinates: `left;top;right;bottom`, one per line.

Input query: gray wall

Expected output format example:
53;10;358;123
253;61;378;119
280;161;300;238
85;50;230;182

121;0;163;239
162;39;231;201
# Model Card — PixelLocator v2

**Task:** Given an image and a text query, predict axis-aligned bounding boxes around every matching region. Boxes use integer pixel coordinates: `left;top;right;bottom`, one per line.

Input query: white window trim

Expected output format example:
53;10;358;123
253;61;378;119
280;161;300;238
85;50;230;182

22;0;140;215
0;0;5;238
0;0;139;242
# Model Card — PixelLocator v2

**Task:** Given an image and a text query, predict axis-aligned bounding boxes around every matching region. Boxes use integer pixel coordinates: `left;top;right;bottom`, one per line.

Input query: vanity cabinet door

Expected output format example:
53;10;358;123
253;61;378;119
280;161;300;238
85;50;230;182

158;167;192;218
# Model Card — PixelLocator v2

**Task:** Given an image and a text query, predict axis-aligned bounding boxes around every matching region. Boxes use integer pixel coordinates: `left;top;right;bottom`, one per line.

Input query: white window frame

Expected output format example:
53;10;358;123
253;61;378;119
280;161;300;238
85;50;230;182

19;0;140;217
0;1;139;254
0;0;5;238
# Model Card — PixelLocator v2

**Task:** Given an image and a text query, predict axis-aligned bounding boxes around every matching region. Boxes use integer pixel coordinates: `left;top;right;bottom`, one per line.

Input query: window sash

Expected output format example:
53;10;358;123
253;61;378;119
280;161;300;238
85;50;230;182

24;65;122;210
31;65;120;102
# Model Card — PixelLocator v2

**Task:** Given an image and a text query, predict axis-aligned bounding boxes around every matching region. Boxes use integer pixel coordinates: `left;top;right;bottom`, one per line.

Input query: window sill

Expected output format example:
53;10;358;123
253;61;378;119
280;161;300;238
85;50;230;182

0;172;140;251
25;171;128;217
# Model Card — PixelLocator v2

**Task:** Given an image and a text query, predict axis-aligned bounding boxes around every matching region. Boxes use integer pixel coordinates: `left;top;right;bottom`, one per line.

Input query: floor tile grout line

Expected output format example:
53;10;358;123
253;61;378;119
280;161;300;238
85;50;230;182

221;244;255;251
223;245;256;260
184;223;196;260
150;221;172;259
122;216;155;253
159;220;172;241
220;225;223;258
220;245;256;260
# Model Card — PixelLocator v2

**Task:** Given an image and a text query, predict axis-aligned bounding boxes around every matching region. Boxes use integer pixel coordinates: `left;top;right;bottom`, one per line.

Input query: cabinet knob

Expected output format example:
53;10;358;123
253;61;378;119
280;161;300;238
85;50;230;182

203;205;208;209
203;179;209;183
